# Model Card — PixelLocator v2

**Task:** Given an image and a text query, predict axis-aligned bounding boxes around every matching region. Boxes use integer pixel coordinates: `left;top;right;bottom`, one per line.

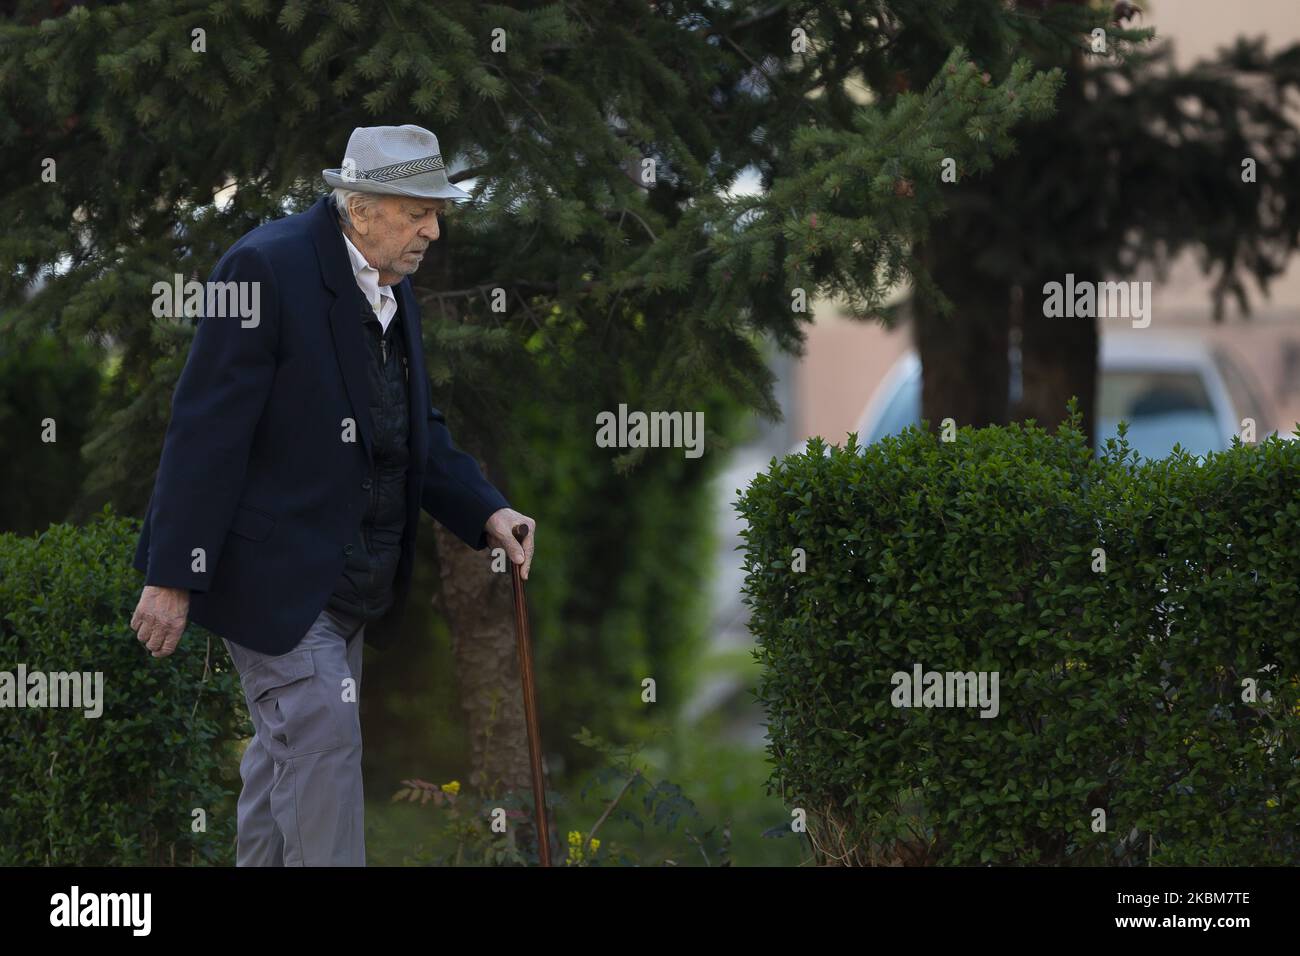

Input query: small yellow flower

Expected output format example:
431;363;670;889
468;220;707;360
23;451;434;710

565;831;597;864
441;781;461;795
1266;798;1279;808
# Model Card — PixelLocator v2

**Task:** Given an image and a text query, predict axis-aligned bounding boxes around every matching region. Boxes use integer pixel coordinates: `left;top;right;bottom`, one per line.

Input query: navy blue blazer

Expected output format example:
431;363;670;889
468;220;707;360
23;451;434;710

132;195;510;655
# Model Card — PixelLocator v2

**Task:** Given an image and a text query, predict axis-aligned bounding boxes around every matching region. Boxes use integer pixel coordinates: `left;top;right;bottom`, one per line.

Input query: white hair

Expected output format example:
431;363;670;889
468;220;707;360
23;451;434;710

331;187;382;228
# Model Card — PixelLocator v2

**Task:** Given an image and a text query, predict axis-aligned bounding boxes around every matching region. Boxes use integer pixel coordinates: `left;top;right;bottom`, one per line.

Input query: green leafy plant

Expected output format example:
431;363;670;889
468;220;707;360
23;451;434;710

0;506;246;865
391;727;732;866
737;403;1300;865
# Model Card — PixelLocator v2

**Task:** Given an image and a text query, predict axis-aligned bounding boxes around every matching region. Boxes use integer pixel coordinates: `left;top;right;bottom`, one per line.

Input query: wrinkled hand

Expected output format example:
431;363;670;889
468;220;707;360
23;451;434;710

131;585;190;658
485;508;536;580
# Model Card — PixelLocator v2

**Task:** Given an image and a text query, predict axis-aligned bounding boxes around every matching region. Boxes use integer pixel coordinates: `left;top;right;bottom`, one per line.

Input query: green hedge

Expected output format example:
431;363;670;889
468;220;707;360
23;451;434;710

738;409;1300;865
0;506;246;865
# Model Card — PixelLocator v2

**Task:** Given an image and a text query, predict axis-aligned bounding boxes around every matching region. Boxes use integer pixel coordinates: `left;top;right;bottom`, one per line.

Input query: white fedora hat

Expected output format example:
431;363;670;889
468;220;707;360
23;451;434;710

322;124;472;200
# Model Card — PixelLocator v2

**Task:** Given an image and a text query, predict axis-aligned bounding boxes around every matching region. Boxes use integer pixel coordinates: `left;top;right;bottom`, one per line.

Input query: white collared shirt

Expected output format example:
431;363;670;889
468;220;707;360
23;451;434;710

341;231;398;334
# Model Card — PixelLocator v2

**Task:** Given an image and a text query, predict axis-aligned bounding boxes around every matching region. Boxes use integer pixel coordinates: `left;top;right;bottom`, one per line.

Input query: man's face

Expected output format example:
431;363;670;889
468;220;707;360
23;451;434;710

348;195;446;283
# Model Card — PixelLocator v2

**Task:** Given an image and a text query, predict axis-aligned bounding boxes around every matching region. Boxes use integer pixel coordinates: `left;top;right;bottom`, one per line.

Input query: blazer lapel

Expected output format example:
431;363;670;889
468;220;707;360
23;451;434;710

310;196;374;462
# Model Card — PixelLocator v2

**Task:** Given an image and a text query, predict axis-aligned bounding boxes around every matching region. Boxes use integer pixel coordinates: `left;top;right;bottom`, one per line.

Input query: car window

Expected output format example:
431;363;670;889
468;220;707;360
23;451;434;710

1098;370;1213;420
1210;347;1268;436
1097;369;1223;458
865;368;922;443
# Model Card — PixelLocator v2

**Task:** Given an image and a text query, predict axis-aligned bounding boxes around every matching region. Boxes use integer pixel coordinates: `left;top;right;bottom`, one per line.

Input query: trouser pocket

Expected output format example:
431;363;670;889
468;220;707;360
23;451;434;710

239;649;351;760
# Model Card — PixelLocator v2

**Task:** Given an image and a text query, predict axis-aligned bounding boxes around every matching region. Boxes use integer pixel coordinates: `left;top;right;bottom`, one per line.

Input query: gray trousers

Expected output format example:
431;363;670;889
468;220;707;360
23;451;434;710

222;606;366;866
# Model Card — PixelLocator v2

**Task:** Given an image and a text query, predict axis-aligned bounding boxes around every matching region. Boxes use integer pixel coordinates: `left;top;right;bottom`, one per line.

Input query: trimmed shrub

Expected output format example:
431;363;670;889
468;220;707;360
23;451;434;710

0;506;246;865
738;408;1300;865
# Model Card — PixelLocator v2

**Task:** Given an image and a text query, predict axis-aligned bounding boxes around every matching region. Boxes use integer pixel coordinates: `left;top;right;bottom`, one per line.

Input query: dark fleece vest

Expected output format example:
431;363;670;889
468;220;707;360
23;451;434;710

325;288;411;622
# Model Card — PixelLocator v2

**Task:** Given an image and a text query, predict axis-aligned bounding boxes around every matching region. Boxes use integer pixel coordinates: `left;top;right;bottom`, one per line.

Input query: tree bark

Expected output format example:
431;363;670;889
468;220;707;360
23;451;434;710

431;490;554;857
431;511;535;795
1015;276;1099;446
1011;31;1099;448
913;235;1012;432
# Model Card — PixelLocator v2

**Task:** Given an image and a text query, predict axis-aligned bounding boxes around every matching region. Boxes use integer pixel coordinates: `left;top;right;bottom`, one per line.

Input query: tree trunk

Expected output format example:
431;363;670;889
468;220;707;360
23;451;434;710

1015;276;1098;446
431;509;533;797
913;235;1012;432
432;491;554;856
1011;34;1099;448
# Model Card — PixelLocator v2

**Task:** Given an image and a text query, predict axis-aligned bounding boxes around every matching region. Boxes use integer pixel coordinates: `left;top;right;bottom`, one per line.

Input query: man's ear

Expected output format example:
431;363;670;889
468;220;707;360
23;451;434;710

349;201;369;237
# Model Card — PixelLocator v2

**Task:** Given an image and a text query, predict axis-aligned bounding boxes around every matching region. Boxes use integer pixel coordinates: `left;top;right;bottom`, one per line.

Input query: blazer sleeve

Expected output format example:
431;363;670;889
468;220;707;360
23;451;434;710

419;399;510;550
141;244;280;591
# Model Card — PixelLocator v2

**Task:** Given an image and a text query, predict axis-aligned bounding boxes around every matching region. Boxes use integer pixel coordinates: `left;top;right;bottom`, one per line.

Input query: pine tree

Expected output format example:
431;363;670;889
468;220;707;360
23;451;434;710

2;0;1063;488
891;0;1300;442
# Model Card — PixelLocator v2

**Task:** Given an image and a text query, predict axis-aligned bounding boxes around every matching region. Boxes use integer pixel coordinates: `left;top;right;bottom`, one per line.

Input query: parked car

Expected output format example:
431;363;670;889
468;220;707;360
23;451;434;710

854;333;1279;458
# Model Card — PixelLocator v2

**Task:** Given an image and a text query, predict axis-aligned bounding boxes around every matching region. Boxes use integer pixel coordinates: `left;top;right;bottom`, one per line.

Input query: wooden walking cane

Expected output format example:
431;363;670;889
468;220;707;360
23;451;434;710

510;523;551;866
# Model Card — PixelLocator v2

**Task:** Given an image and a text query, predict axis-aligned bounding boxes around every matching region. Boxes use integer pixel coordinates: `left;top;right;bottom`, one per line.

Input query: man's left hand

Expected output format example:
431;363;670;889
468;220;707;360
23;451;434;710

485;508;536;580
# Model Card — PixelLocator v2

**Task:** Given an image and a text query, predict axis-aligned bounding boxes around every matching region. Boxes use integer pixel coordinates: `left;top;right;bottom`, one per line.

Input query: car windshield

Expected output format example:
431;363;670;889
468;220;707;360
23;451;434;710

865;366;1225;459
1096;369;1221;458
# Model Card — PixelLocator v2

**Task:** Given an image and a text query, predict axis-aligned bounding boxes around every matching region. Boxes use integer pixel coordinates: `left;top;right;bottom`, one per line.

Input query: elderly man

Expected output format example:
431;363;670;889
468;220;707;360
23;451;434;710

129;124;535;866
